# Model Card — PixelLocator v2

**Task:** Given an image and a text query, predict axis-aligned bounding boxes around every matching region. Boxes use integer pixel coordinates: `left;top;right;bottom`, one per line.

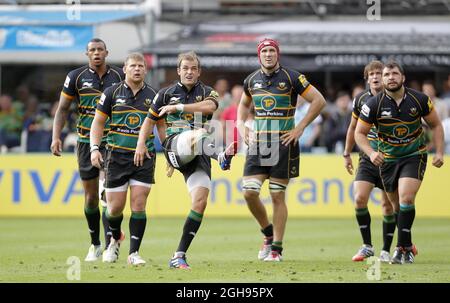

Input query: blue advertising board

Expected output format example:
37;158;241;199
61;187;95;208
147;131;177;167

0;25;93;51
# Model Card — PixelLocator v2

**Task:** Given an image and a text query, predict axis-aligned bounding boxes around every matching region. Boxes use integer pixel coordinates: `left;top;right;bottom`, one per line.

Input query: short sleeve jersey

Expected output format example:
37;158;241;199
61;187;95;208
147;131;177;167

97;81;157;153
61;65;124;143
147;81;219;137
352;89;379;150
243;66;311;142
358;87;433;161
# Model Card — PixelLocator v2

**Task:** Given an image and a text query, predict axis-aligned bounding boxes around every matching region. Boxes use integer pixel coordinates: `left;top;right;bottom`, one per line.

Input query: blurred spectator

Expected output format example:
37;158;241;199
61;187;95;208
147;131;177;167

442;112;450;154
422;80;448;121
441;74;450;102
0;94;24;150
323;91;352;153
15;84;38;111
351;83;365;100
212;77;232;119
294;96;322;153
24;100;55;152
220;84;243;146
407;79;421;92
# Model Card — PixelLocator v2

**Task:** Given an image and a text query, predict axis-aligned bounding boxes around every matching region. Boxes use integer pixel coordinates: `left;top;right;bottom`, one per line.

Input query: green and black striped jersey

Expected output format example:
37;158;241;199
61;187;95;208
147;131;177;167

147;81;219;137
353;89;379;151
61;65;124;143
97;81;157;153
358;87;433;162
243;66;311;142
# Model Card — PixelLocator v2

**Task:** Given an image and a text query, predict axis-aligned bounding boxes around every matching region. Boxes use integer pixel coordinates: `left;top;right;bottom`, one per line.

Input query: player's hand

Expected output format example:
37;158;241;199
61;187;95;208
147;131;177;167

91;150;103;169
159;105;177;116
369;151;384;167
166;162;174;177
134;143;150;167
50;138;62;156
432;153;444;168
344;156;354;175
280;127;304;146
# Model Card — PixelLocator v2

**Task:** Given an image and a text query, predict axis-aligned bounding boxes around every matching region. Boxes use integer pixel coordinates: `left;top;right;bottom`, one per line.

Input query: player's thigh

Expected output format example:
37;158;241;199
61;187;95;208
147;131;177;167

270;142;299;179
355;156;383;189
106;190;128;215
77;141;101;181
397;154;427;203
398;177;422;204
104;151;132;189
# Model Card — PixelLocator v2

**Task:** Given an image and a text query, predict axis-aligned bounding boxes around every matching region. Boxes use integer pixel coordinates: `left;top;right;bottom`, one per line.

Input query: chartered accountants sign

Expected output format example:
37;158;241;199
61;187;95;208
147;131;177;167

0;25;93;51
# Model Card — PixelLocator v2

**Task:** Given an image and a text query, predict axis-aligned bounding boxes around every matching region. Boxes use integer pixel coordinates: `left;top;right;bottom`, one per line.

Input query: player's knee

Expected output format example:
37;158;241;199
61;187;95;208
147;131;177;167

354;194;369;208
380;198;393;213
243;190;259;202
192;197;207;213
84;193;99;208
399;193;416;204
108;206;122;217
242;179;262;200
130;200;146;212
269;181;287;194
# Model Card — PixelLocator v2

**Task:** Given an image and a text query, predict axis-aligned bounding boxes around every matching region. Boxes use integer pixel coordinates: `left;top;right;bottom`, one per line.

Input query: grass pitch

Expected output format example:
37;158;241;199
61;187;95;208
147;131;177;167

0;217;449;283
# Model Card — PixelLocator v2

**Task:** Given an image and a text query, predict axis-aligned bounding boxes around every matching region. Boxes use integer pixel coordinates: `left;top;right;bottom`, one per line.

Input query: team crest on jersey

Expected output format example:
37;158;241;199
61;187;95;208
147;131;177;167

409;107;418;117
196;96;203;102
125;113;141;129
261;96;277;111
144;98;151;107
290;165;297;176
277;82;287;90
393;124;409;139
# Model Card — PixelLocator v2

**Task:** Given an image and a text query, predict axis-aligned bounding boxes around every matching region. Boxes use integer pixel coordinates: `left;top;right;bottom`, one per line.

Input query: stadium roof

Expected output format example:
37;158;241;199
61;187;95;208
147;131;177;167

140;20;450;71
